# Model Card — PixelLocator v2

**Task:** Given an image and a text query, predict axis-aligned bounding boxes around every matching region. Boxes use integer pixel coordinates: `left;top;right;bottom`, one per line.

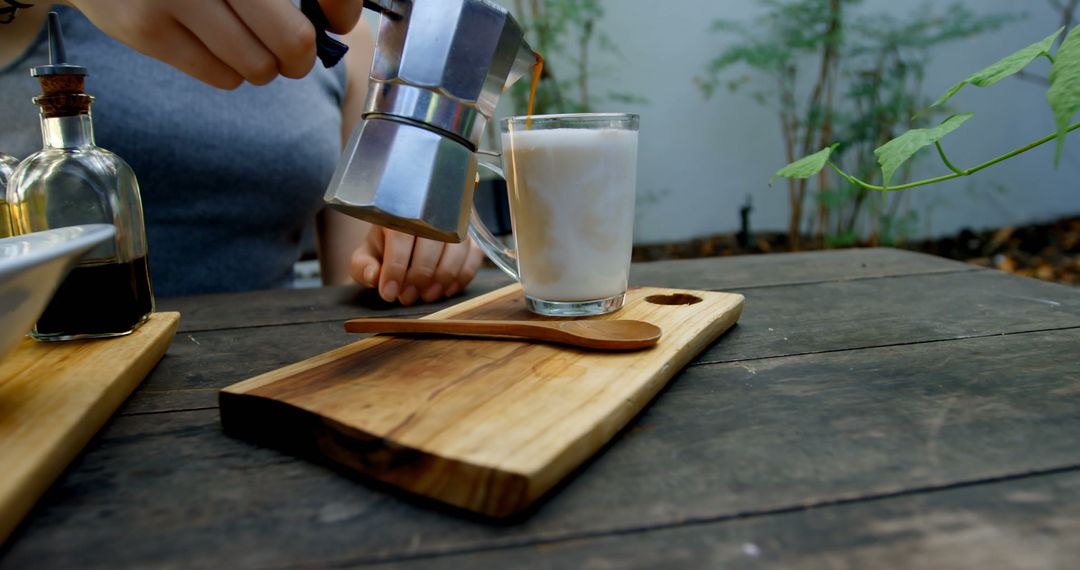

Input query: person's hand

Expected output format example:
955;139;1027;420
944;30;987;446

64;0;364;89
350;226;486;306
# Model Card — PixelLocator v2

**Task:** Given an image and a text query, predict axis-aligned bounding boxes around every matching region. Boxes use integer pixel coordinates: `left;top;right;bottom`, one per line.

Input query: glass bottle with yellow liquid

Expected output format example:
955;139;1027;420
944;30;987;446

7;13;153;340
0;154;18;238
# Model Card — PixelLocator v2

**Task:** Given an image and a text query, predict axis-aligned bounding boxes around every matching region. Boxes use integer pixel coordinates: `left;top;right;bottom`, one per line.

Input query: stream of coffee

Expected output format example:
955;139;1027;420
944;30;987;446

526;51;544;128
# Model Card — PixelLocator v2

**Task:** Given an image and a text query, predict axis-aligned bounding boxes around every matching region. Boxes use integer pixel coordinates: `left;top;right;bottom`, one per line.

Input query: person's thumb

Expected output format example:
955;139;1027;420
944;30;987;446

317;0;365;34
349;247;381;288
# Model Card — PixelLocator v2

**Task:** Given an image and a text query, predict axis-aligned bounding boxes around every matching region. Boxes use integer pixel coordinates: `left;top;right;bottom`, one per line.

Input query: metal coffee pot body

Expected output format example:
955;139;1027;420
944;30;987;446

325;0;536;242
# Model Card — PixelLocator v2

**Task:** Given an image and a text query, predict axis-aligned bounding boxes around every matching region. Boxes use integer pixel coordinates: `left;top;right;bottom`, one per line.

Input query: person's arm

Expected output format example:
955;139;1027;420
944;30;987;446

316;17;374;287
0;2;48;69
44;0;364;89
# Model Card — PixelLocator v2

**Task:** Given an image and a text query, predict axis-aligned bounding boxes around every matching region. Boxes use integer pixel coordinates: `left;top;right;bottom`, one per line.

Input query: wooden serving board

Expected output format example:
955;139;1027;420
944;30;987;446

0;312;180;543
220;286;743;518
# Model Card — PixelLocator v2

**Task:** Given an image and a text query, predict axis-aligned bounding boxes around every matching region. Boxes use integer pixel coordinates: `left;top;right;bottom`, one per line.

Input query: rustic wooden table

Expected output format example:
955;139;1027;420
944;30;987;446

2;248;1079;568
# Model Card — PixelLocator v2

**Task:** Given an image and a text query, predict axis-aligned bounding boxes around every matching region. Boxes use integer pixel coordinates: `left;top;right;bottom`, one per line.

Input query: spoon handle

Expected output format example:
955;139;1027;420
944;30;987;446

345;317;544;336
344;318;566;343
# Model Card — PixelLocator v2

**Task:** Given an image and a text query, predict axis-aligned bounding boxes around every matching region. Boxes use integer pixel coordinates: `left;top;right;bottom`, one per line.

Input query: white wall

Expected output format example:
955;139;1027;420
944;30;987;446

491;0;1080;243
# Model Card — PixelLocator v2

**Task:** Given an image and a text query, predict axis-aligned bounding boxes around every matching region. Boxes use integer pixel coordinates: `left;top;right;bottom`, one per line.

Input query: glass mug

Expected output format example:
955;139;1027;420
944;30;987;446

469;113;639;317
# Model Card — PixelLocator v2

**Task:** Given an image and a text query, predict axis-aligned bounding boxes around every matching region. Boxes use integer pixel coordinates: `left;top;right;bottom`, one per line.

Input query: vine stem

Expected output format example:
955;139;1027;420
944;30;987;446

827;120;1080;192
935;141;965;175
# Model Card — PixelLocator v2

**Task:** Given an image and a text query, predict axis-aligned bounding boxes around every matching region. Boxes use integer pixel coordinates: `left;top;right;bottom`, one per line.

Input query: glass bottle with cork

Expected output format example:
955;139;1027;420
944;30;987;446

7;12;154;340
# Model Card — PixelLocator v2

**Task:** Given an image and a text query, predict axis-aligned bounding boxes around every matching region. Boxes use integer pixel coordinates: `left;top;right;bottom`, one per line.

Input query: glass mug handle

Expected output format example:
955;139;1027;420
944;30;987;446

468;152;520;281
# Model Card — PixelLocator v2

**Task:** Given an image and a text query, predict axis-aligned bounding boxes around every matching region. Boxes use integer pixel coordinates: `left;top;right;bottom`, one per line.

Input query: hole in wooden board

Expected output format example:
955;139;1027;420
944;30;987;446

644;294;703;306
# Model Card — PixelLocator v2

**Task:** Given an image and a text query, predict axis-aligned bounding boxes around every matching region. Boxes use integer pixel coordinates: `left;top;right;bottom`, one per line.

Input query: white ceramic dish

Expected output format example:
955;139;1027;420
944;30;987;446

0;224;116;361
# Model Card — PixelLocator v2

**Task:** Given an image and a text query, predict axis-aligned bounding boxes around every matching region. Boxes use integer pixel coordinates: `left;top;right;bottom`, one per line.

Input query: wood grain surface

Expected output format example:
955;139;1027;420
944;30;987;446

159;271;514;333
127;268;1079;416
369;469;1080;569
4;250;1079;569
220;286;744;517
0;312;179;543
7;328;1080;569
629;247;976;290
158;248;970;334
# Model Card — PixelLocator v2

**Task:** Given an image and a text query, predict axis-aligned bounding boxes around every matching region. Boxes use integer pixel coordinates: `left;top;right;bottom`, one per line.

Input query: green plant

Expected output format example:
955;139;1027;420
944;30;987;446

1016;0;1078;85
507;0;646;115
774;24;1080;208
698;0;1010;248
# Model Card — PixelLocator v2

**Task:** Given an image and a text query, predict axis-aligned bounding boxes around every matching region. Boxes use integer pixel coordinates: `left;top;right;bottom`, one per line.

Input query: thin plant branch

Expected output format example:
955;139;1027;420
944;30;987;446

826;120;1080;192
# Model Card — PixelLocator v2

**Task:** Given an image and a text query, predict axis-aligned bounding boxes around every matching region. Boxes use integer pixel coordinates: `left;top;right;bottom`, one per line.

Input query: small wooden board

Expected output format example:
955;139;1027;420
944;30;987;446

220;287;743;518
0;312;180;543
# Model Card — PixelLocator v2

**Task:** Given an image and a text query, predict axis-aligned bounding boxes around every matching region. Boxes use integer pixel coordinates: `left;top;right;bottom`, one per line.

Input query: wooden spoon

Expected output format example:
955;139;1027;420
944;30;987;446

343;318;662;351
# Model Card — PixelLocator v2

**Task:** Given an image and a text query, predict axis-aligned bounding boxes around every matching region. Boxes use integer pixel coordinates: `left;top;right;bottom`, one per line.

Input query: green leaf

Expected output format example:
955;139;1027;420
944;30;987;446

1048;26;1080;165
770;144;838;185
873;113;974;187
930;27;1063;109
931;81;969;109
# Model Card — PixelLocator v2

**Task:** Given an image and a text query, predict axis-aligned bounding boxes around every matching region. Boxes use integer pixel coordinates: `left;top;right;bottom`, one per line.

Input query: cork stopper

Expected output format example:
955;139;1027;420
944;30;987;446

30;12;92;118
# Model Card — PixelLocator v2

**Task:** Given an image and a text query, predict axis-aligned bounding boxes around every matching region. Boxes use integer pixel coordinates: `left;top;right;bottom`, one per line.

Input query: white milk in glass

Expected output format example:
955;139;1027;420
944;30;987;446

502;127;638;302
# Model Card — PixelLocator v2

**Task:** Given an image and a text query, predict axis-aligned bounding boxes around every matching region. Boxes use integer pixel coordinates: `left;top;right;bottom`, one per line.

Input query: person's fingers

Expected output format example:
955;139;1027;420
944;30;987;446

426;240;469;301
147;20;244;89
404;238;444;288
226;0;317;79
175;0;279;86
347;225;385;286
378;230;414;303
317;0;364;34
348;247;380;287
66;0;243;88
399;238;443;305
448;240;485;297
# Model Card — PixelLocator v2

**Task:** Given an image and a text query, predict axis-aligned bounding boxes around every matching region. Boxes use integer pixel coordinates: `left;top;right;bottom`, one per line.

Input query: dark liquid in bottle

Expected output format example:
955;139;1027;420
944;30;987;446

34;256;154;338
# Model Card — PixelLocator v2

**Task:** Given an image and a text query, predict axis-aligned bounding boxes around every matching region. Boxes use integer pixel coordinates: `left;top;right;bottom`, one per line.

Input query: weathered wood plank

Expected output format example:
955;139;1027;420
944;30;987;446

701;268;1080;364
4;329;1080;568
121;320;356;414
629;247;974;291
159;249;972;333
159;271;513;333
123;269;1080;415
364;470;1080;569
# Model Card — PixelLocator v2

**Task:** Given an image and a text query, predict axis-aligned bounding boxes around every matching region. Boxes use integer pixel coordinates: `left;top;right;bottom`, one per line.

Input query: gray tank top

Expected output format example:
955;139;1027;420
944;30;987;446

0;7;347;296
